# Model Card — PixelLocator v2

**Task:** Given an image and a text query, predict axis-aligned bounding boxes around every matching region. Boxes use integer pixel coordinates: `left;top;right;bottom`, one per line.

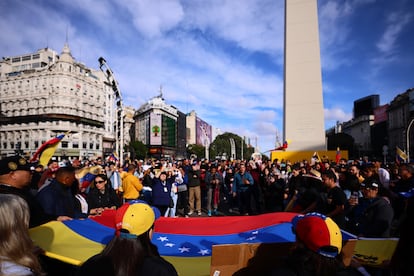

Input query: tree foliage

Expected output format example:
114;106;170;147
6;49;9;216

129;140;148;160
187;144;205;159
209;132;254;160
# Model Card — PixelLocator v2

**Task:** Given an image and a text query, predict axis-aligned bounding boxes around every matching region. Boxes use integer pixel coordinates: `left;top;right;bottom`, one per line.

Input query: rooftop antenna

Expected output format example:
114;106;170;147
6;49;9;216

65;25;69;43
159;85;163;99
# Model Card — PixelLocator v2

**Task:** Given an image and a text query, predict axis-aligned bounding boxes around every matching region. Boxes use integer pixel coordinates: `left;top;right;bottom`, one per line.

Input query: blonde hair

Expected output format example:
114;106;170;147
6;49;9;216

0;194;42;275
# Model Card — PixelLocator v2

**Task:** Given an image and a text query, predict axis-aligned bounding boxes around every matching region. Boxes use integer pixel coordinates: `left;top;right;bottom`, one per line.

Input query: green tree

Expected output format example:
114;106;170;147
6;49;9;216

187;144;205;159
210;132;254;160
129;140;148;160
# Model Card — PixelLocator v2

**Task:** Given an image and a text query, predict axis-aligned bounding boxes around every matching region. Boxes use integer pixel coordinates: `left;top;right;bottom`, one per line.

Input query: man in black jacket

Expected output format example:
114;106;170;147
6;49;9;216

346;180;394;237
0;155;71;227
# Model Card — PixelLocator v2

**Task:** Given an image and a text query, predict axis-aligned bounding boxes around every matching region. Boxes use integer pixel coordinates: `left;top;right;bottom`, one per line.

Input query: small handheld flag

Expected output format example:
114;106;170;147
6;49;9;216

335;147;341;164
30;134;65;167
396;146;408;163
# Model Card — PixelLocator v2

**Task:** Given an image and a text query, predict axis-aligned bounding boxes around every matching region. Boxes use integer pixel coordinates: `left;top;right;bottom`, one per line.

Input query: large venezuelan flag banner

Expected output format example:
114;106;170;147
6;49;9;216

152;212;298;275
29;212;297;275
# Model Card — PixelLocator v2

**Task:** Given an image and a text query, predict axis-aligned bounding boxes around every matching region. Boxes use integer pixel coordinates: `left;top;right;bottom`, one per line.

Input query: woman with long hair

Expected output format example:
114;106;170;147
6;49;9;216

77;201;177;276
87;174;120;215
0;194;43;275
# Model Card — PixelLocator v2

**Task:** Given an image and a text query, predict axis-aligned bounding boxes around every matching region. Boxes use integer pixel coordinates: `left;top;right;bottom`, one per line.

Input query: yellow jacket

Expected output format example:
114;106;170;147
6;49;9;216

122;173;143;200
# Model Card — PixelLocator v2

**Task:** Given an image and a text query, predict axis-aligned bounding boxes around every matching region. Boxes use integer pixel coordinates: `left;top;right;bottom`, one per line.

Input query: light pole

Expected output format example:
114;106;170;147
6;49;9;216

229;138;236;160
407;118;414;162
199;124;210;160
241;136;244;160
98;57;124;166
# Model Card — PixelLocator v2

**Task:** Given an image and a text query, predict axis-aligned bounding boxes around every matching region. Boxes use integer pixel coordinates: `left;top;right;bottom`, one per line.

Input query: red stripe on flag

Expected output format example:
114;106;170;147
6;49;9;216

30;134;65;162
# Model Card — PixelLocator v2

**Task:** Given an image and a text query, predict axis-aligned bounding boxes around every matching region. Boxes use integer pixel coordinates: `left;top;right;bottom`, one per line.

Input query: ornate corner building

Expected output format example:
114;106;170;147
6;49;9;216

0;44;130;160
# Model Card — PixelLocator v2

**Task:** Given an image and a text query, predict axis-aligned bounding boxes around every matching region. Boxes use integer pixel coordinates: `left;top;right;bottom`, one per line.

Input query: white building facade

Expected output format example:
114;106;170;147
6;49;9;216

0;44;122;160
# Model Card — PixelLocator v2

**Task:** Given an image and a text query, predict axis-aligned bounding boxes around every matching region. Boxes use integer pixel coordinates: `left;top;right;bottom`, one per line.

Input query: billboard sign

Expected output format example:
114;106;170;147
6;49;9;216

150;113;162;145
196;117;212;146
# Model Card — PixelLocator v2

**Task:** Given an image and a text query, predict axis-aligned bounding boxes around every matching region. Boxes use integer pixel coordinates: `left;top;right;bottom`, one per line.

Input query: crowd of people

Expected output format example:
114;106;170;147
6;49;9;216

0;153;413;275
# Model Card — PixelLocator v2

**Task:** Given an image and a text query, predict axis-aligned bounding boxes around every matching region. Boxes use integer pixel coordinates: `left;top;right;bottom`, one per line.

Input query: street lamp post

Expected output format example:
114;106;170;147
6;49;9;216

229;138;236;160
407;118;414;162
98;57;124;166
241;136;245;161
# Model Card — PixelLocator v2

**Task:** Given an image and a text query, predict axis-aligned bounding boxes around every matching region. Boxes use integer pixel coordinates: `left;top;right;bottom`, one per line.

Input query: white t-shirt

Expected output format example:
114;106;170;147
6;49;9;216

378;167;390;189
1;259;34;276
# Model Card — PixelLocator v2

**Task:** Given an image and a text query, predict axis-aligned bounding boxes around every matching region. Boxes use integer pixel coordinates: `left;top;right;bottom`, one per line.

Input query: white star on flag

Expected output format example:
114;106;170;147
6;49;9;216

252;231;259;235
178;247;190;253
165;243;175;247
157;236;168;242
246;236;256;241
198;249;209;256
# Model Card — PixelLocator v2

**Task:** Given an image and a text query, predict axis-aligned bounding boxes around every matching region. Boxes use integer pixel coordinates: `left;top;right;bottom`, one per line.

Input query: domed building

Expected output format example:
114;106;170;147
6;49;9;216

0;43;129;160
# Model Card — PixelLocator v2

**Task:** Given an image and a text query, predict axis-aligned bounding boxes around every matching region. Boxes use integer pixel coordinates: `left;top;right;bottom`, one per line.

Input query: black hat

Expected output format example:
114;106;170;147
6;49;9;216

0;155;36;175
361;181;379;190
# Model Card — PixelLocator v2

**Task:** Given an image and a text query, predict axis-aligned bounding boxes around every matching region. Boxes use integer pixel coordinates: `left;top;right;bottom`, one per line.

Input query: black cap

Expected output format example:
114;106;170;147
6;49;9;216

0;155;36;175
361;181;379;189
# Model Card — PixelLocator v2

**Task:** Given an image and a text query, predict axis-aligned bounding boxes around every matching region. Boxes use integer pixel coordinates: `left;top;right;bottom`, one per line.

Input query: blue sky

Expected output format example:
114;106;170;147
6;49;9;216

1;0;413;154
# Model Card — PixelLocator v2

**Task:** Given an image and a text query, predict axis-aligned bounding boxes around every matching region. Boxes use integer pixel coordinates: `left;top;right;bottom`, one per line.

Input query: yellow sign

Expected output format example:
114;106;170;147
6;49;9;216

353;238;398;267
270;150;348;163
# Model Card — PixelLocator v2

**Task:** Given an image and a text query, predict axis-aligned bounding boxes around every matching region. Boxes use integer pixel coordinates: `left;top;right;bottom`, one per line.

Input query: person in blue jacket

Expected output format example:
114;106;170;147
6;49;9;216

232;163;254;215
36;166;87;219
151;169;174;216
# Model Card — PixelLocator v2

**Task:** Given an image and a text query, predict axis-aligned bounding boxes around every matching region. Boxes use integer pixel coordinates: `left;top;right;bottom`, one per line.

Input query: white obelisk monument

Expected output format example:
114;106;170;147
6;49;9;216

283;0;326;151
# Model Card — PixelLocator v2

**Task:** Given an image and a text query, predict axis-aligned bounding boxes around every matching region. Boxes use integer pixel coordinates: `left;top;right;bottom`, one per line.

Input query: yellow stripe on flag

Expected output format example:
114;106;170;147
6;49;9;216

39;143;61;167
396;146;408;161
29;221;105;266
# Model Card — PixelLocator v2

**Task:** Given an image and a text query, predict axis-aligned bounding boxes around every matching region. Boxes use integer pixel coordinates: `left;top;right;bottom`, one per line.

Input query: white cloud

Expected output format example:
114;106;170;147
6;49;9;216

183;0;284;56
121;0;184;38
318;1;354;71
324;107;352;122
376;11;412;53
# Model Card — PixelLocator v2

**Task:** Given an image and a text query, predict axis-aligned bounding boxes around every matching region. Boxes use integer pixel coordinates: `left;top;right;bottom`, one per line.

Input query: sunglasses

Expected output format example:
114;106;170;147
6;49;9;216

95;180;106;184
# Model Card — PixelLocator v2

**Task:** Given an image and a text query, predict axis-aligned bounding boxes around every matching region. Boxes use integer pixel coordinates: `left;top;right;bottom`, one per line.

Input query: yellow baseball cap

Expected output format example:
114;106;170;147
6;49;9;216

115;201;159;239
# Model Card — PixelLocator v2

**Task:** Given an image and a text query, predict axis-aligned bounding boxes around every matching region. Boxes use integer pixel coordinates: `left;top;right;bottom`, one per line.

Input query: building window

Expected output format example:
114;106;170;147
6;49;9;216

89;143;93;149
2;142;6;149
96;144;100;150
32;54;40;59
22;55;31;61
83;142;87;149
34;141;39;148
12;57;21;63
61;141;68;148
73;142;79;148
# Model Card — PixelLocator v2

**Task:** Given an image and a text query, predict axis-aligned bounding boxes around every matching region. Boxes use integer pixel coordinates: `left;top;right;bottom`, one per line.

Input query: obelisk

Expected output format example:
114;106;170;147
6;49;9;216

283;0;326;151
